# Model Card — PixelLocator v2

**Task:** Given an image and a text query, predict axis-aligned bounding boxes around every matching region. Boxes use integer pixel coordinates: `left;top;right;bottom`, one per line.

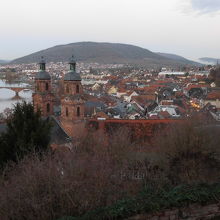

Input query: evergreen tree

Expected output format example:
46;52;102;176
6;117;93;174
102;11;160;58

0;101;52;167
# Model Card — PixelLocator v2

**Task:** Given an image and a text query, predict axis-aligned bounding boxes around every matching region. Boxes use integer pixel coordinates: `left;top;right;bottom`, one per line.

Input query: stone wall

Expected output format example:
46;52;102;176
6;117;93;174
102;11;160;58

127;203;220;220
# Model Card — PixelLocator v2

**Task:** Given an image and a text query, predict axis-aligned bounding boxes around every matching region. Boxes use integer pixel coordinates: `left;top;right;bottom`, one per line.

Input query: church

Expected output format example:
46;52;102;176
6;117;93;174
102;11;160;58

32;56;87;147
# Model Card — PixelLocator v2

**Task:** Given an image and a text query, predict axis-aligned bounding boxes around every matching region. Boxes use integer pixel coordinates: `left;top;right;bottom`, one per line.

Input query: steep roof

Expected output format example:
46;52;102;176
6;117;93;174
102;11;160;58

50;116;72;145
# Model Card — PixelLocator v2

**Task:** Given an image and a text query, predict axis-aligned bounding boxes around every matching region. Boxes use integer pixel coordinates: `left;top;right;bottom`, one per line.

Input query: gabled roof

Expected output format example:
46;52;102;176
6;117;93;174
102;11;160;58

131;95;155;106
206;91;220;100
50;116;72;145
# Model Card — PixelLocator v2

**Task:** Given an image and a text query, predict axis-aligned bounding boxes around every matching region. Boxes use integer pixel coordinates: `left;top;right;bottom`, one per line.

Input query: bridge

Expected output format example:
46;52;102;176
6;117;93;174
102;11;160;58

0;86;34;97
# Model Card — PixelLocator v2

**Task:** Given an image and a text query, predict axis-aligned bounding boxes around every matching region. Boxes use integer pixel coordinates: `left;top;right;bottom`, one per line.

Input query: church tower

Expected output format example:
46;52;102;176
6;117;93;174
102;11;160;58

60;56;85;139
32;57;54;117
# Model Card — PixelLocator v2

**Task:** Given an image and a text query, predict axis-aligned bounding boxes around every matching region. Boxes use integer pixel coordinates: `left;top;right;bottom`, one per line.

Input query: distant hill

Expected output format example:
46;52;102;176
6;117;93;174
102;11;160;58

157;52;200;66
0;60;9;64
11;42;201;68
199;57;220;65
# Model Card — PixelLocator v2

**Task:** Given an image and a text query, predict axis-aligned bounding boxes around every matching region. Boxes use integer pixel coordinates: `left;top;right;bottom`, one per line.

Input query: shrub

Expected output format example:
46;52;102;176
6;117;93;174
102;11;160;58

155;118;220;185
0;129;143;220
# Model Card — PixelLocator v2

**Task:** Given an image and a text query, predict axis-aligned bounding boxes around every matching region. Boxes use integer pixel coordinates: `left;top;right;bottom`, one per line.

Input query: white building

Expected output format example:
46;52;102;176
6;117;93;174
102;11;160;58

158;71;186;78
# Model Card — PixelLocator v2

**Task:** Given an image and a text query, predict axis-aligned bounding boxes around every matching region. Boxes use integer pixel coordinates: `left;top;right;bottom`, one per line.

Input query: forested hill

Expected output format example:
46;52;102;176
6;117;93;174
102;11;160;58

11;42;200;67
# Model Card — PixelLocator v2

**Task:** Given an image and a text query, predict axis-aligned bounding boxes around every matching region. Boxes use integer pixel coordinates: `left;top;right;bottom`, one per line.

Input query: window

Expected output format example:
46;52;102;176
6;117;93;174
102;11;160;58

37;83;39;91
47;103;50;113
45;83;49;91
66;107;69;117
66;85;69;93
77;107;80;117
76;85;79;93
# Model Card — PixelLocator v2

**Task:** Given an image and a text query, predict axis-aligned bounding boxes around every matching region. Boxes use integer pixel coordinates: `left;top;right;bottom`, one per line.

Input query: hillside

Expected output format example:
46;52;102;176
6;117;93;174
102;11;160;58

11;42;200;67
157;52;200;66
199;57;220;65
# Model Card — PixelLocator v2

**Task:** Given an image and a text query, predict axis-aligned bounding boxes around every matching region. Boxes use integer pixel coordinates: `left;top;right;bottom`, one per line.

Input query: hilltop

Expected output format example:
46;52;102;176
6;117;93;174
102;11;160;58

11;42;200;67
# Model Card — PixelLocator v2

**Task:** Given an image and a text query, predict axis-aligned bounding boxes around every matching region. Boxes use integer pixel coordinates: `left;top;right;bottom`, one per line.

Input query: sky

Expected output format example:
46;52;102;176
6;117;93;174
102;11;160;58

0;0;220;61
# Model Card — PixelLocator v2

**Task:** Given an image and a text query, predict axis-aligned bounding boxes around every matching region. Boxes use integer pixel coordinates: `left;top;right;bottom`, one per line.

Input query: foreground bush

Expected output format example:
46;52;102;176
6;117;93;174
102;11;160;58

0;129;143;220
1;119;220;220
155;118;220;185
58;183;220;220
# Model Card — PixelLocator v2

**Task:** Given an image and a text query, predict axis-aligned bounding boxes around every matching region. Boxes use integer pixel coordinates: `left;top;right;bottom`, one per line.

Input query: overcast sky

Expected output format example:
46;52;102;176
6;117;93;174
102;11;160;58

0;0;220;60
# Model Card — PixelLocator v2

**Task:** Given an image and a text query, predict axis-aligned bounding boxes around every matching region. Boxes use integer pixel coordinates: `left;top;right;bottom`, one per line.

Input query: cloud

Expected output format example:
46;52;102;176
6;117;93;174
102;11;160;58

191;0;220;13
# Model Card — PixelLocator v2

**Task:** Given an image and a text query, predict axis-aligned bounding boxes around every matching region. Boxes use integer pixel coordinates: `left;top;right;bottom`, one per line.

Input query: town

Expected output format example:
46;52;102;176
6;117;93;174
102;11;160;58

0;56;220;148
1;0;220;218
0;58;219;121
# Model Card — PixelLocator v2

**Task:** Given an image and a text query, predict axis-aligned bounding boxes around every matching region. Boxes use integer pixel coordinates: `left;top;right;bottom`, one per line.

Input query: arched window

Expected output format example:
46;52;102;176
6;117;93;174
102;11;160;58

66;85;69;93
77;107;80;117
45;82;49;91
47;103;50;113
66;107;69;117
76;84;79;93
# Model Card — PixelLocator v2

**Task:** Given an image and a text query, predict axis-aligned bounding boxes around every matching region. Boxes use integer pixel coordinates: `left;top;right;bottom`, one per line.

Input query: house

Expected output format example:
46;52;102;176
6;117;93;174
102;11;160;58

203;91;220;108
148;105;181;119
123;91;139;102
158;71;186;78
107;86;118;95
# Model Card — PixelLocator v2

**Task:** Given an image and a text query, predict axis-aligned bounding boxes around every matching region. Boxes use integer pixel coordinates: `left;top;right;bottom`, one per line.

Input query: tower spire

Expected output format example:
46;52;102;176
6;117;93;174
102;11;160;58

39;56;46;71
69;55;76;72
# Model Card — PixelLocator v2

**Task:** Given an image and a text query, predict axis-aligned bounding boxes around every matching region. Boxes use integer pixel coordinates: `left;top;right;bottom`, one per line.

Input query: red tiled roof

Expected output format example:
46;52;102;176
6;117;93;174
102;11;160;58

131;95;155;106
206;91;220;100
158;111;170;118
185;84;210;91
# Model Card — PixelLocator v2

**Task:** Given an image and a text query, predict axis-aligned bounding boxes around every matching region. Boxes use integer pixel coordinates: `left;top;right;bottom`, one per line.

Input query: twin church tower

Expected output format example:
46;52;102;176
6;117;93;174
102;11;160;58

32;56;85;139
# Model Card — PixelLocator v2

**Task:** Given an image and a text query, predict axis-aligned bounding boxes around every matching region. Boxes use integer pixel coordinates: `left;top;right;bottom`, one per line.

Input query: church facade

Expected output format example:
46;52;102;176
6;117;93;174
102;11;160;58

32;56;86;141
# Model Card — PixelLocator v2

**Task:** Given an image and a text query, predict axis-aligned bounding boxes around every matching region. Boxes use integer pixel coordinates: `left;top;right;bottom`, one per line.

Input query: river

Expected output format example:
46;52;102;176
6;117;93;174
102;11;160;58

0;79;106;113
0;80;32;113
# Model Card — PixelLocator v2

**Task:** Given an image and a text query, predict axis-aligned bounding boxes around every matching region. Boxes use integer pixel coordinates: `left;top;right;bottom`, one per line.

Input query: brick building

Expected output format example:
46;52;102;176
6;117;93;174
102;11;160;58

60;56;86;139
